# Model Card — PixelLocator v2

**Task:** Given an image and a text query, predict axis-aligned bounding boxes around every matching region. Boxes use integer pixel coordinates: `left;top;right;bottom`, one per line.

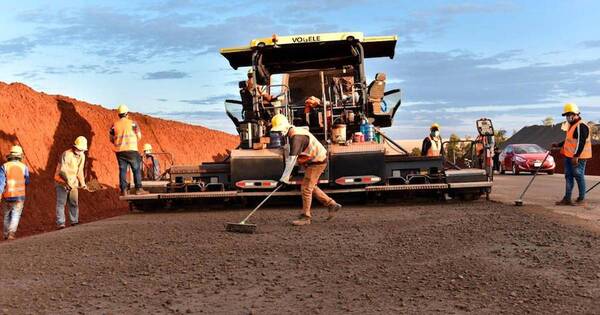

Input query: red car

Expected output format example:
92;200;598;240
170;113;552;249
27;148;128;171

498;144;555;175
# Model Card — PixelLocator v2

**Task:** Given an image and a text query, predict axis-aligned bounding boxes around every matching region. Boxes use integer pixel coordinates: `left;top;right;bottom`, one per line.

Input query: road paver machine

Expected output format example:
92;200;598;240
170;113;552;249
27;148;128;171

123;32;494;208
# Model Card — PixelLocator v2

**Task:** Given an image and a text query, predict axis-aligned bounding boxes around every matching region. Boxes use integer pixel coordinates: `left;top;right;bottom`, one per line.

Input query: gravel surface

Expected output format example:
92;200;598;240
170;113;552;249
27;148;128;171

1;200;600;314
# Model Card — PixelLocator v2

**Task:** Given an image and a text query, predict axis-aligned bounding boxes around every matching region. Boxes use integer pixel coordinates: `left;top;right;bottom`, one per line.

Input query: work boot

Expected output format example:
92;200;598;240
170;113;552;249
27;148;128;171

555;198;575;206
134;188;149;195
121;190;129;197
326;202;342;221
57;224;66;230
7;232;16;240
291;214;312;226
575;197;587;207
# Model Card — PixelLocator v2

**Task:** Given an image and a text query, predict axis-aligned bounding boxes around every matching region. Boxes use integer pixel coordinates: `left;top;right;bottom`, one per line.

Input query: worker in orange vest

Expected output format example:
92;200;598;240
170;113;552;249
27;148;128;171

421;123;442;157
55;136;88;229
552;103;592;206
141;143;161;180
475;134;489;168
0;145;30;240
109;105;148;196
271;114;342;226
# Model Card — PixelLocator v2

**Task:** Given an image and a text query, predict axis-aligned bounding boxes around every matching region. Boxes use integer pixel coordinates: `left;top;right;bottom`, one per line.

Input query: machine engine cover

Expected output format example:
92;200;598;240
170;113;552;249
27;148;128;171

445;169;488;183
329;143;385;185
230;148;284;184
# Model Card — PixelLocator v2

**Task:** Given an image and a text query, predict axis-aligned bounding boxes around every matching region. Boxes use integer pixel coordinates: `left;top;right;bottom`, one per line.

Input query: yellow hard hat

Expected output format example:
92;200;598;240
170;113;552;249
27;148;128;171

74;136;88;151
562;102;580;116
9;145;23;157
270;114;291;133
143;143;153;153
117;104;129;115
430;123;440;131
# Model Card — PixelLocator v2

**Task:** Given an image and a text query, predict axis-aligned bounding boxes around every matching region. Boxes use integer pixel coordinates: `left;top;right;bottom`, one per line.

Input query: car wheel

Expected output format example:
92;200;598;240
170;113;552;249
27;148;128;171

512;162;520;175
547;170;554;175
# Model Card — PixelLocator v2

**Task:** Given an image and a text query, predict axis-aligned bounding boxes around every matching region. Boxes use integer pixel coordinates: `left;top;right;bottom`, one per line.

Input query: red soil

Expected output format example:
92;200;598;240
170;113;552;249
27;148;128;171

0;82;238;237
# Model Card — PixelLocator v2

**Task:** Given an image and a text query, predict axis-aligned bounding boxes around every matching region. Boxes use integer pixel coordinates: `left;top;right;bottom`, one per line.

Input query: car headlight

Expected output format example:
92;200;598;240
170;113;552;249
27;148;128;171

515;156;526;163
547;155;554;163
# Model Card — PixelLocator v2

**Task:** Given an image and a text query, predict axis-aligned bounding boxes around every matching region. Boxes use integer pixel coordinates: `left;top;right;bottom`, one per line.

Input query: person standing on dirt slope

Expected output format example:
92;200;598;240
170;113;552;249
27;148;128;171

271;114;342;226
552;103;592;206
110;104;149;196
421;123;442;157
54;136;88;229
141;143;160;180
0;146;30;240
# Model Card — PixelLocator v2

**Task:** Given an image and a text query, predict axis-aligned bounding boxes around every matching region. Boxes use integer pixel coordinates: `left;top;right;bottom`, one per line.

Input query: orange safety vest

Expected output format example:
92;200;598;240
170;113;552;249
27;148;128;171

426;136;441;157
561;120;592;159
475;136;487;156
288;127;327;165
112;118;140;152
3;161;27;199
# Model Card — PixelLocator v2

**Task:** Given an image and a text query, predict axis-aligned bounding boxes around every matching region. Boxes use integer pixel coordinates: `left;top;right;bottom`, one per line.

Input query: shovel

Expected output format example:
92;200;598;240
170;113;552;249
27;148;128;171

225;184;282;234
83;179;106;193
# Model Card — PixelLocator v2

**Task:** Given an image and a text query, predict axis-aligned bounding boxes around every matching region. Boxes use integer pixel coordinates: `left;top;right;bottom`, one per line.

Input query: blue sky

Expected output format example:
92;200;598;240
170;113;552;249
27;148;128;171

1;0;599;139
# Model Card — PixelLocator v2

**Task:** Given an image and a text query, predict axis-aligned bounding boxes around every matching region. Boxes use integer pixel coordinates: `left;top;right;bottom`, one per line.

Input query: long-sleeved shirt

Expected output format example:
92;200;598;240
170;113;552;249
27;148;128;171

421;137;432;156
54;149;86;189
290;135;309;156
0;159;30;201
557;118;590;157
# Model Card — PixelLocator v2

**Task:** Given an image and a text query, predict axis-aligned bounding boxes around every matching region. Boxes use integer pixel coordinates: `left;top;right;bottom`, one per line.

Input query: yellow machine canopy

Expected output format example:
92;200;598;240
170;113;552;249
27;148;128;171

220;32;397;71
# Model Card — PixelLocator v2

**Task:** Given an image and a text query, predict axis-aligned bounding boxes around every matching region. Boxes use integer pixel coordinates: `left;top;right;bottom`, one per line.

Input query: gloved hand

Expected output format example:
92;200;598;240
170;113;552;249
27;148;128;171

572;157;579;166
279;176;291;185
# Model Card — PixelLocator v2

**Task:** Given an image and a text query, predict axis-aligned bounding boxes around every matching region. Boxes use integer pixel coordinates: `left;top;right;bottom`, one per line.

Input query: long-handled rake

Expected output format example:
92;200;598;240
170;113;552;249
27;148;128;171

225;184;283;234
586;181;600;194
514;150;552;206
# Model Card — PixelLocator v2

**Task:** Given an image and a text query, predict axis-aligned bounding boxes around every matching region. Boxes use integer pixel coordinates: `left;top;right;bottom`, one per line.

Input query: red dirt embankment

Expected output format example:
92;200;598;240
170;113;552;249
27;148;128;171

0;82;238;237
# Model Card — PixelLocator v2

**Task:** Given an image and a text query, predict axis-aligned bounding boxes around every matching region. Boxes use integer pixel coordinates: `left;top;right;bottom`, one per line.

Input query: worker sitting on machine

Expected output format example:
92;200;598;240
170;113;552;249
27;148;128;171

421;123;442;157
246;69;274;104
304;96;323;129
271;114;342;226
141;144;161;180
333;76;359;105
245;69;276;121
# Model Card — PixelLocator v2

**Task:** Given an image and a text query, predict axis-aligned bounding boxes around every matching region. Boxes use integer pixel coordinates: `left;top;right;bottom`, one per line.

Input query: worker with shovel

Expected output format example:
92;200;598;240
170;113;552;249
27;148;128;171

552;103;592;206
55;136;89;229
271;114;342;226
0;146;30;240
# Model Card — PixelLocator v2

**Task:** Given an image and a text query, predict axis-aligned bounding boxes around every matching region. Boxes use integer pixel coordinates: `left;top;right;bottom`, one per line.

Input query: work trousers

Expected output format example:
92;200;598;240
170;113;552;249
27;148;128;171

564;157;587;200
117;151;143;193
301;163;334;217
3;200;24;238
56;184;79;226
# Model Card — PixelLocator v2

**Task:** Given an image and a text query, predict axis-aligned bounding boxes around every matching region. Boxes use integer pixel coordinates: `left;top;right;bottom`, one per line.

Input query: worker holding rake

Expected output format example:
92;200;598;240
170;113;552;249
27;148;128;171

553;103;592;206
271;114;342;226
